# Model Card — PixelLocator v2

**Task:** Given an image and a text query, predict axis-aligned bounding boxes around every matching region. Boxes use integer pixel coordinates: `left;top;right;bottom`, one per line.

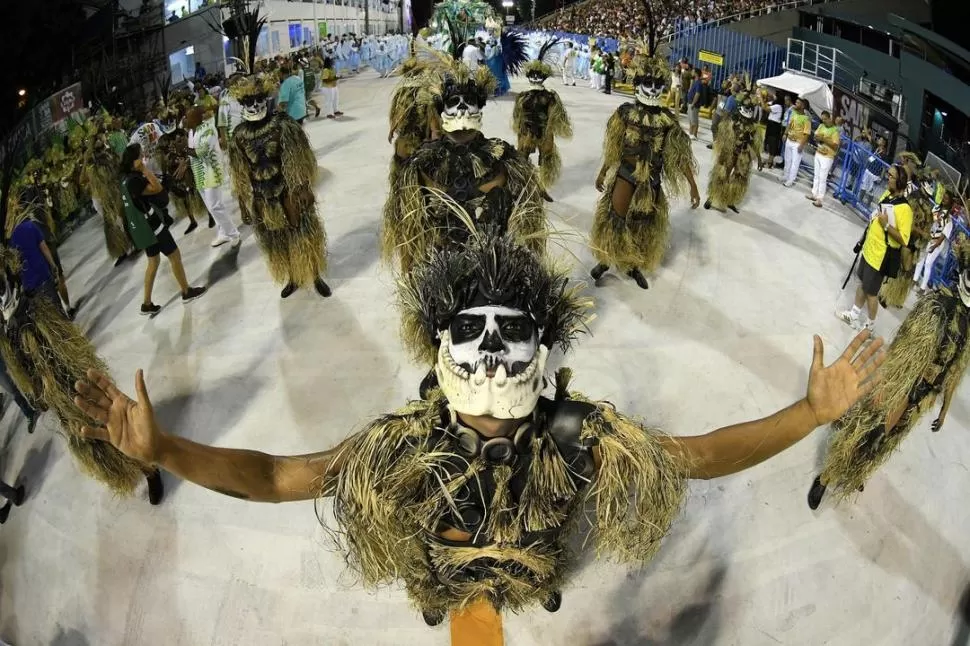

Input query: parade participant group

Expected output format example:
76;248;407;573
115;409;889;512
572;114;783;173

2;7;968;646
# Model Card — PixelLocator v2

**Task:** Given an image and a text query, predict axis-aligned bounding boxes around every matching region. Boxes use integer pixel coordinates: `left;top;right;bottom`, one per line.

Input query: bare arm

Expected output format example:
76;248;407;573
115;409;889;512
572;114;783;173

932;379;957;432
140;162;163;195
39;240;60;277
661;331;884;480
75;369;352;503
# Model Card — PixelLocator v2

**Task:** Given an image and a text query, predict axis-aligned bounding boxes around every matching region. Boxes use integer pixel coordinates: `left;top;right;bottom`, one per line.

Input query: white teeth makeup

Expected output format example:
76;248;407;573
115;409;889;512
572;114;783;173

493;364;508;387
474;362;487;386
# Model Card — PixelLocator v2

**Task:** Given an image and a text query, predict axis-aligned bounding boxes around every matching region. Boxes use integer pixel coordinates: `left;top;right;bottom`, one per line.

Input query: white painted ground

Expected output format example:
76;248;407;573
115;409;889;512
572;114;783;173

1;72;968;646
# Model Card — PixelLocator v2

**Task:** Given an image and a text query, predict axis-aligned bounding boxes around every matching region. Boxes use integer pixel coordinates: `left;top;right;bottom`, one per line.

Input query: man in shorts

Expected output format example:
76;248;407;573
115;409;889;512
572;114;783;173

687;67;702;140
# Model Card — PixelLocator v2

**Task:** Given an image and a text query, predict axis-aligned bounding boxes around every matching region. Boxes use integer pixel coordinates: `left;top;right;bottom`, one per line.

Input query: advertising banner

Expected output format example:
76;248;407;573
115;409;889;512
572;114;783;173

833;85;898;153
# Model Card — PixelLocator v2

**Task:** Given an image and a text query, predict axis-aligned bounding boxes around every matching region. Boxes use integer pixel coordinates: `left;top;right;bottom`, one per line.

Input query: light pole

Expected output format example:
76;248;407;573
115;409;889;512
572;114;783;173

501;0;514;25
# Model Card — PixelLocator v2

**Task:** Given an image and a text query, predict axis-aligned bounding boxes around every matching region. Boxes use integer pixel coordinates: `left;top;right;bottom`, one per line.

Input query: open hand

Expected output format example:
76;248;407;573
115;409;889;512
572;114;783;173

74;369;162;465
806;330;885;426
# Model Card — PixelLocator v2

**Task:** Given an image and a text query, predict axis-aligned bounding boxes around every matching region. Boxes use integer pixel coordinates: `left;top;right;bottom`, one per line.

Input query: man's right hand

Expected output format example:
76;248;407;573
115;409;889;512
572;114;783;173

75;369;162;465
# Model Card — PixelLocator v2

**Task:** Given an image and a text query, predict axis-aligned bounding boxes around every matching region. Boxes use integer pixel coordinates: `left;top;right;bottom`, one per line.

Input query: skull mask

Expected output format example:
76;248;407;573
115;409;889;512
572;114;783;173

526;70;548;88
439;77;487;133
634;73;666;107
436;305;548;419
737;99;755;120
240;94;269;122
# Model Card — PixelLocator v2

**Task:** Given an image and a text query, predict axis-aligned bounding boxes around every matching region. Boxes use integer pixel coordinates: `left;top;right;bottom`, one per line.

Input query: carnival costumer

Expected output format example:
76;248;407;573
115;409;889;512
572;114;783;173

589;14;700;290
74;226;883;644
512;38;573;191
226;75;331;299
704;93;764;213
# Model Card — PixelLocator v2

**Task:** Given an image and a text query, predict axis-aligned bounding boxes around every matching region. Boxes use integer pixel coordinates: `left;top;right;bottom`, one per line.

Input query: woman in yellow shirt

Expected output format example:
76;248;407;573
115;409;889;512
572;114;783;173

838;162;913;331
809;110;840;207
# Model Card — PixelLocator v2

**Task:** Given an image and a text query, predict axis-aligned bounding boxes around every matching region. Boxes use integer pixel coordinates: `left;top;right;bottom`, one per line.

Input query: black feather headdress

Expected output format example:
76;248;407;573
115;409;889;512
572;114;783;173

398;232;590;365
524;37;561;78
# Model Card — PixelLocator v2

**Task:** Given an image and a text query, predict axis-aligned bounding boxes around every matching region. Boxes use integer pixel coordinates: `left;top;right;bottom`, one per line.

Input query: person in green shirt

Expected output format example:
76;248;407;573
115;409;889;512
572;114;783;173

808;110;841;207
782;98;811;187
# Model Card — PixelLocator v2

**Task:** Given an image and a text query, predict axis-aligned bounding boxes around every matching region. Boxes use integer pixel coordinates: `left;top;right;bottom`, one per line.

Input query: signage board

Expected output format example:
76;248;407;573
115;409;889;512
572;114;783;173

699;49;724;66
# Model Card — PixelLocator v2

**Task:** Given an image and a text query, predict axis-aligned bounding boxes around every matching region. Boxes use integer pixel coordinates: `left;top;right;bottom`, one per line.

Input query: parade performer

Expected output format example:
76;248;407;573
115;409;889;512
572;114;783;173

703;93;763;213
512;38;573;191
75;115;132;264
589;12;700;290
226;75;331;299
75;227;882;645
155;107;204;235
381;46;548;275
0;192;161;505
809;234;970;509
386;56;441;190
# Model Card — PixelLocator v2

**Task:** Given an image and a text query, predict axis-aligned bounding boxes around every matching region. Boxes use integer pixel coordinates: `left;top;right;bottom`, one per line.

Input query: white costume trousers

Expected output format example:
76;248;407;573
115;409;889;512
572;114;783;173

562;63;575;85
812;154;834;199
783;139;802;184
200;185;239;240
914;243;946;290
321;86;339;116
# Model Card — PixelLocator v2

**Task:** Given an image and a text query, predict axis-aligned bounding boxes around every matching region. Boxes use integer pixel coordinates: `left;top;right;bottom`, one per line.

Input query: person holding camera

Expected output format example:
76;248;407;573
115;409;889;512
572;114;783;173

120;144;207;316
838;162;913;331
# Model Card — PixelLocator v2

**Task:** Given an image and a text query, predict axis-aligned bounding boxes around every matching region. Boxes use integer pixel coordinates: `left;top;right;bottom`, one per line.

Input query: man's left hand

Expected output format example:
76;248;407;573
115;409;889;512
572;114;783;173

806;330;884;426
690;187;701;209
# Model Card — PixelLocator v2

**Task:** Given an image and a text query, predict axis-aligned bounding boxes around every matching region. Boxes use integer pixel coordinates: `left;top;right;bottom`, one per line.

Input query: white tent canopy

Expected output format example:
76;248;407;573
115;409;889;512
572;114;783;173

757;72;833;116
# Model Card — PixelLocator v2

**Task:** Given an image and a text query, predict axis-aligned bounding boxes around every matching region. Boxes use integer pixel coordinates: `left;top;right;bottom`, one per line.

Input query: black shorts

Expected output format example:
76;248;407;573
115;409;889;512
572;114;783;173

145;229;178;258
857;257;884;296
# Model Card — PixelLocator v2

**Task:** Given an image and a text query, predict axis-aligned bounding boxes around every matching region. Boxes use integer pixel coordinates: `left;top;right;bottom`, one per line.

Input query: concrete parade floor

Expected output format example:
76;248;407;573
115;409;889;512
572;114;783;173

2;72;969;646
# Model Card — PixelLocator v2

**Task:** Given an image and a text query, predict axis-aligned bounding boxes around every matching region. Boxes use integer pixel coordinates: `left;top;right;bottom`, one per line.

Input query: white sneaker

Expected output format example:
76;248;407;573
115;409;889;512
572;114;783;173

837;309;860;330
783;180;794;187
230;236;242;248
211;235;231;248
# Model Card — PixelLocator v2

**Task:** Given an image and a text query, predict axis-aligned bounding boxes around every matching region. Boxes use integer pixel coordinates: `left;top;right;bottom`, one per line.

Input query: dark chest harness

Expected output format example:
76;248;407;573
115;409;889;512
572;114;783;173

619;105;669;189
521;90;553;137
237;121;285;200
425;397;598;552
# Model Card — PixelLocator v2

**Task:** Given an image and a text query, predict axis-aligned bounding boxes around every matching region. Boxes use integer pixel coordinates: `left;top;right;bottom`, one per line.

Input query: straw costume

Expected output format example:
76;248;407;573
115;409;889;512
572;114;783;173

387;56;442;191
381;47;548;275
155;106;206;234
0;195;156;501
589;5;699;290
512;38;573;190
226;75;331;299
331;232;688;639
704;92;763;213
809;236;970;508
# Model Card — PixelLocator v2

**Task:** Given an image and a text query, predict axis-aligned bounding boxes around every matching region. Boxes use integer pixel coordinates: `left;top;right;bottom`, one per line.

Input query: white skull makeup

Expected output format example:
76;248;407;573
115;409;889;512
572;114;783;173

635;74;666;107
435;305;548;418
240;95;269;122
738;103;755;120
526;71;547;88
439;77;486;133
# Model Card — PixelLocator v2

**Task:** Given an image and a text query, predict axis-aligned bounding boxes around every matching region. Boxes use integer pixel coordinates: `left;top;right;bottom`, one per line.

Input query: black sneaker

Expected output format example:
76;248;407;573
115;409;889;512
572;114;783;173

542;590;562;613
727;205;739;213
280;282;298;299
184;220;199;235
147;470;164;505
0;500;10;524
314;278;332;298
703;199;712;210
627;268;649;290
208;215;216;228
114;253;128;267
67;307;78;321
807;475;826;510
13;484;25;506
421;609;445;627
140;302;161;316
181;286;207;304
26;413;38;434
590;263;608;281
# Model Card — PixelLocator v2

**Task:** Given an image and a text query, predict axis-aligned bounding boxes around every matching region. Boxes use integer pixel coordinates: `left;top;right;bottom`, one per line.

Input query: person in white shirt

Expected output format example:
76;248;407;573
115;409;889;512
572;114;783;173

184;107;241;248
562;42;577;86
461;38;483;71
914;194;955;293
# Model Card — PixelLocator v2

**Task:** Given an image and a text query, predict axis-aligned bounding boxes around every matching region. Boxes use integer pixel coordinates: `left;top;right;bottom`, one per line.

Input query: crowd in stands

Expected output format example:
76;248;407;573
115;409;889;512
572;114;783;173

541;0;790;40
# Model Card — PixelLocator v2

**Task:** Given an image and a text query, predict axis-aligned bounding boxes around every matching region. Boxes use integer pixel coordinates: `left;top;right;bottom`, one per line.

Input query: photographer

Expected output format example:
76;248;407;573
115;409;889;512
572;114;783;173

120;144;207;316
838;162;913;331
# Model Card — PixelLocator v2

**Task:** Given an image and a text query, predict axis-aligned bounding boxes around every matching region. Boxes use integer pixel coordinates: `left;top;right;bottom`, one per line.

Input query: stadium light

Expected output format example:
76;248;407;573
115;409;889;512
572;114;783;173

501;1;514;7
17;89;26;97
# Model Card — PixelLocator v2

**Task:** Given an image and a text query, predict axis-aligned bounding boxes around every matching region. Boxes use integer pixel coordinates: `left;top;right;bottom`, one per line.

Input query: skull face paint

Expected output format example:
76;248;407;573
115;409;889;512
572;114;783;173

439;77;487;133
526;71;548;88
436;305;548;419
634;74;666;106
240;94;269;122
